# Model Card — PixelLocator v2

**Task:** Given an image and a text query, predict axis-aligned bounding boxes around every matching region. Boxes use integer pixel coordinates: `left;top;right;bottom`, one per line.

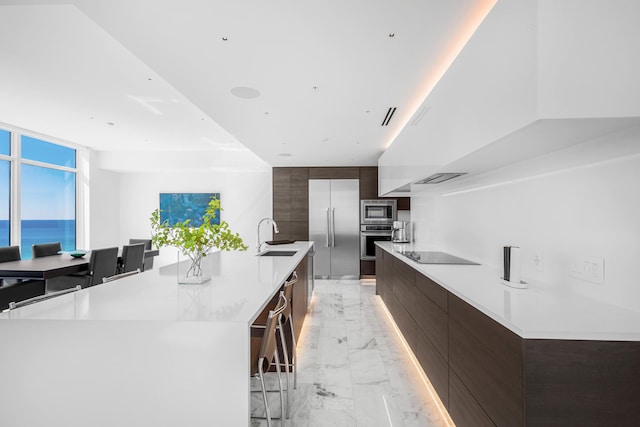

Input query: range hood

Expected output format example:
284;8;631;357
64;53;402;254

415;173;466;185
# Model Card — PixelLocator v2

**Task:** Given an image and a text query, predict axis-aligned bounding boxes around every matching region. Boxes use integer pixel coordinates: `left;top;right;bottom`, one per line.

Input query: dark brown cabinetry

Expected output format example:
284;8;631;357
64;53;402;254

272;168;308;242
449;294;523;426
252;255;309;365
376;247;640;427
273;167;409;276
376;246;449;404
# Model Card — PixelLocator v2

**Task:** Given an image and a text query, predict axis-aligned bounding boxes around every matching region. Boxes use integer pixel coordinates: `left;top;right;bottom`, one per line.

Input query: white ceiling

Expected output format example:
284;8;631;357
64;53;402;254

0;0;495;170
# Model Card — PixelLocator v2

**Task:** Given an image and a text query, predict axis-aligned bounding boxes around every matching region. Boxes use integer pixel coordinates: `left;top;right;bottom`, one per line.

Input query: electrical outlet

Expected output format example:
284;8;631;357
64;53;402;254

534;251;544;272
569;256;605;284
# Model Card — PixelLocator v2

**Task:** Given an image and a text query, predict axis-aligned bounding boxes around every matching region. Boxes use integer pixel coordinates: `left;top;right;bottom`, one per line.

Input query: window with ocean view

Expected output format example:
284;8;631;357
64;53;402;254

20;137;76;259
0;161;9;248
0;129;77;258
0;129;10;247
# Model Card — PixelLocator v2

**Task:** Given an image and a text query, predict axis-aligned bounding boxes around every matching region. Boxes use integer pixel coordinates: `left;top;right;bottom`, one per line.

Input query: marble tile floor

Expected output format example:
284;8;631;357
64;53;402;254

250;279;452;427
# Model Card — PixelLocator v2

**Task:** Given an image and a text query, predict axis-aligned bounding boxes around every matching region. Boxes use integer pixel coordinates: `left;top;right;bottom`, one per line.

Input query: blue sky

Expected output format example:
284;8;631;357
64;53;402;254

0;131;76;220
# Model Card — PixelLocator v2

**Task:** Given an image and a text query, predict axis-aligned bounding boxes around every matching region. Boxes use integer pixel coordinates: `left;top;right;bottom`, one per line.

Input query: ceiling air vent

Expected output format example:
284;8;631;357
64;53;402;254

381;107;397;126
415;173;466;184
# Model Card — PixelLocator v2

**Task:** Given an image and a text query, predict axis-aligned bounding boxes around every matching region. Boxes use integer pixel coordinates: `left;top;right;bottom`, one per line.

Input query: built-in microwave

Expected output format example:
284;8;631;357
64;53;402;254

360;199;396;224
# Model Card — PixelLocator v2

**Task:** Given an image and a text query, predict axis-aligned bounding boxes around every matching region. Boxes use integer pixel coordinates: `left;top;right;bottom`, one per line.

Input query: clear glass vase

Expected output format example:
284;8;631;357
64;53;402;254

177;250;212;284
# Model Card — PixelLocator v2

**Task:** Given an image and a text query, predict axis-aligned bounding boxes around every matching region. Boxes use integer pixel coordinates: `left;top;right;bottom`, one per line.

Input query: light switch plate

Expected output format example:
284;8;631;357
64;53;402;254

569;256;605;284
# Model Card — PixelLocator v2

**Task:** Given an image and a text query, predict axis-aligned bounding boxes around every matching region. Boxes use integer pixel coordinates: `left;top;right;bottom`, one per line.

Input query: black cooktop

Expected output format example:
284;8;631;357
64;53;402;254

399;251;479;265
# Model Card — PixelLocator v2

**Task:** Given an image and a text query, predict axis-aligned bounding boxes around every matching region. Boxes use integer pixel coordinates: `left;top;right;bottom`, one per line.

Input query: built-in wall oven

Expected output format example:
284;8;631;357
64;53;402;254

360;224;393;260
360;199;397;225
360;200;396;260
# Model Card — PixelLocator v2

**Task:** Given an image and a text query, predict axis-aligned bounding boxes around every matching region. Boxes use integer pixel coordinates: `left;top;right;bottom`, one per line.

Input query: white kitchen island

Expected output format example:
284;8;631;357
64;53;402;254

0;242;313;427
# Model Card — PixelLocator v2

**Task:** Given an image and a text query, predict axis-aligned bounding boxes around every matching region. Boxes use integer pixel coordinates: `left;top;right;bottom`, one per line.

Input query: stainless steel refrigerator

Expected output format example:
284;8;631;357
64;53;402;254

308;179;360;279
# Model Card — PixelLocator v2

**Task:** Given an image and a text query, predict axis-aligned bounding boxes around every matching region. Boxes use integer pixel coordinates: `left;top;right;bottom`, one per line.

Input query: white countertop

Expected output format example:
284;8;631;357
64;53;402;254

0;241;312;323
377;242;640;341
0;242;313;427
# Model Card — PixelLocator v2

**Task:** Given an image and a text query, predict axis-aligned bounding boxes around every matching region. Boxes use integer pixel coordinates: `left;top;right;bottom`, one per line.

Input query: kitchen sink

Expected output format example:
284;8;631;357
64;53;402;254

258;250;298;257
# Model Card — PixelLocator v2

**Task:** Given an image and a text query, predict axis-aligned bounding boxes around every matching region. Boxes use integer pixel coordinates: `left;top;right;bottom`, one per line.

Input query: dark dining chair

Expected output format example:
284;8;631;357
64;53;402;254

129;238;153;271
84;247;119;287
46;246;119;292
32;242;62;258
0;279;46;311
120;243;145;274
128;239;152;250
0;246;22;287
0;245;21;263
0;246;46;309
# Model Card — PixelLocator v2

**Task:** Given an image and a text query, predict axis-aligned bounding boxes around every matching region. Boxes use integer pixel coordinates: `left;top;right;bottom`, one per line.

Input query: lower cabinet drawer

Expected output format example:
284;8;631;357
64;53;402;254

449;370;496;427
415;328;449;408
384;292;417;351
449;309;523;426
412;290;448;360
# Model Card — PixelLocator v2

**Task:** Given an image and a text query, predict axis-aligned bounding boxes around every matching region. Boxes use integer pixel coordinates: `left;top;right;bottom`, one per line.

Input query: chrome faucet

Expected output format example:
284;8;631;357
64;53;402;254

257;218;279;253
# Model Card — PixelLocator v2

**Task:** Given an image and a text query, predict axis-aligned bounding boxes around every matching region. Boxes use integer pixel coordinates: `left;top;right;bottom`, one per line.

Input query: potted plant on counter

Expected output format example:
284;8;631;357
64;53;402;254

150;196;248;283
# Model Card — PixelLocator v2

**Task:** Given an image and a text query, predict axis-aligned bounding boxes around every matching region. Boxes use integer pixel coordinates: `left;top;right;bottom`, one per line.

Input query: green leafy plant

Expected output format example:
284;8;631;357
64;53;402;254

150;197;248;280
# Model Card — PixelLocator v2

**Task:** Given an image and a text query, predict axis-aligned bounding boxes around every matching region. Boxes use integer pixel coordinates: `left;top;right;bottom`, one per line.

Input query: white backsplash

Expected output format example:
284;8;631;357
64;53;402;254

411;142;640;312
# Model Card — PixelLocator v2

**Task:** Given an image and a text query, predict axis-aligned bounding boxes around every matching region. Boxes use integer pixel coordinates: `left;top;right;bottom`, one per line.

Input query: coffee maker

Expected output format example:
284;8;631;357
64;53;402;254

392;221;411;243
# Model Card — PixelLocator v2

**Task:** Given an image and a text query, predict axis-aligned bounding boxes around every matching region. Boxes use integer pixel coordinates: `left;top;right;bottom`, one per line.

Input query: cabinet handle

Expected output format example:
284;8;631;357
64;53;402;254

331;208;336;247
326;208;331;247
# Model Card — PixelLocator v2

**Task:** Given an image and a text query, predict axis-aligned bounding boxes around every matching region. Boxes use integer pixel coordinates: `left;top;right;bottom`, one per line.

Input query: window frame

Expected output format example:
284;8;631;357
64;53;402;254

0;124;84;254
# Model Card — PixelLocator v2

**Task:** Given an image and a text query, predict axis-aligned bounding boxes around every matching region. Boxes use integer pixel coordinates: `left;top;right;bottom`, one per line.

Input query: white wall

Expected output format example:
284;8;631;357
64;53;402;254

410;133;640;312
88;151;121;249
88;150;272;267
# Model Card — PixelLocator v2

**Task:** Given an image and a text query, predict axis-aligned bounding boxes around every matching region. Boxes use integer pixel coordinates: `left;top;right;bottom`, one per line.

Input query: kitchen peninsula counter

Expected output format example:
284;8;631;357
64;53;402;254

0;242;313;427
375;241;640;426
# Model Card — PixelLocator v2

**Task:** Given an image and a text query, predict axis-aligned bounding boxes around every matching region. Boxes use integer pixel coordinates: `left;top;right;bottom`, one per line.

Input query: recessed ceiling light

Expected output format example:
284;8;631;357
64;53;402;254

278;153;292;157
230;86;260;99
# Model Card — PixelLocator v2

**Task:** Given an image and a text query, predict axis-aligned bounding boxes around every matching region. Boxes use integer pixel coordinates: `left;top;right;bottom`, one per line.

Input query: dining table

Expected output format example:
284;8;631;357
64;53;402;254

0;249;160;280
0;255;88;280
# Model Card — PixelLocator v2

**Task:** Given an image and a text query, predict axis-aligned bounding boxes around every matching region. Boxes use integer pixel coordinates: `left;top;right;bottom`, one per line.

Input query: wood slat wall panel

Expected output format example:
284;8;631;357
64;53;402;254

273;168;291;222
290;221;309;242
308;167;360;179
359;167;378;200
273;221;291;242
290;169;309;221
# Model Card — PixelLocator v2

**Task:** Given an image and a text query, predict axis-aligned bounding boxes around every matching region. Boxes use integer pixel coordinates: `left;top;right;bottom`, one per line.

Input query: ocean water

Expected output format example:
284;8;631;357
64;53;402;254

0;219;76;259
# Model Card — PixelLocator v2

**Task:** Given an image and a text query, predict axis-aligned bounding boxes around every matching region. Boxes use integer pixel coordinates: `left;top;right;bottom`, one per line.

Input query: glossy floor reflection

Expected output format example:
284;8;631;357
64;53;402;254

251;279;451;427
